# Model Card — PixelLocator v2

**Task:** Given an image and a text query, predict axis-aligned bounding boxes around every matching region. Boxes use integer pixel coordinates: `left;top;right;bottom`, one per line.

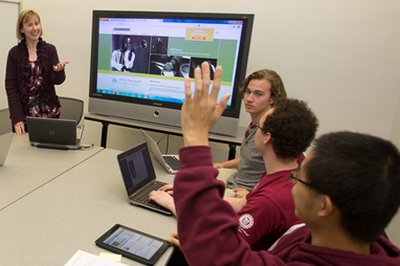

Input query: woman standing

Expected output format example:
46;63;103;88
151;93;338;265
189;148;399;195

5;9;69;135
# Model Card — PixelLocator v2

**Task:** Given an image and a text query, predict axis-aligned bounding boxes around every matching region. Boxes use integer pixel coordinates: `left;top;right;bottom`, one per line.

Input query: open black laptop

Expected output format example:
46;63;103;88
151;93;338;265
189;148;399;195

26;117;84;150
117;142;172;216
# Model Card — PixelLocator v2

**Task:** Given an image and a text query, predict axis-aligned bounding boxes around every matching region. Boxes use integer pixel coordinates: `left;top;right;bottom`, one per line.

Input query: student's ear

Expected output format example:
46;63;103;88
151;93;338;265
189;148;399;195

317;195;334;217
269;95;275;107
263;132;272;145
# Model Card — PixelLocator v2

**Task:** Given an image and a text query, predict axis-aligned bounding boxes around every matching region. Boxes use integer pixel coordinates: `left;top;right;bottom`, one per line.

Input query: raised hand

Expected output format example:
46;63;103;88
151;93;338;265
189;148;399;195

181;62;230;147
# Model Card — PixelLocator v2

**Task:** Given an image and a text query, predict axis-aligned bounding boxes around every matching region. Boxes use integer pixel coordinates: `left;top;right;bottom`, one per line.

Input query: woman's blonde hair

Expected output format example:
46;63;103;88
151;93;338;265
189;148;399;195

16;9;42;40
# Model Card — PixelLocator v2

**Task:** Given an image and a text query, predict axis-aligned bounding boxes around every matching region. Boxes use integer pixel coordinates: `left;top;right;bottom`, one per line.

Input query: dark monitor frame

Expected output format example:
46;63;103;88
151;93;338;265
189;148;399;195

89;10;254;136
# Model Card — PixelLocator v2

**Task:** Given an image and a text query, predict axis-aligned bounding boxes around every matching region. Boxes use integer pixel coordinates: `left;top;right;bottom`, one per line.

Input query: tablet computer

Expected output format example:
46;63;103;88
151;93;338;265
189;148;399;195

95;224;171;265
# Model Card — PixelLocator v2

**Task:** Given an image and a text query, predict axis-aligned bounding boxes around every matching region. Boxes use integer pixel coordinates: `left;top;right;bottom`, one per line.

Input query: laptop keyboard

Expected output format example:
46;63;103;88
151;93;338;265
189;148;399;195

145;181;165;192
136;181;171;212
143;197;167;209
163;156;180;171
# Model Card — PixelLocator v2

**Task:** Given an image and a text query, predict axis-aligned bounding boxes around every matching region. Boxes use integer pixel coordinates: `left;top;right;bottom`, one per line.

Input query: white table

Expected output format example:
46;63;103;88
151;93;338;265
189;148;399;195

0;134;103;211
0;147;176;266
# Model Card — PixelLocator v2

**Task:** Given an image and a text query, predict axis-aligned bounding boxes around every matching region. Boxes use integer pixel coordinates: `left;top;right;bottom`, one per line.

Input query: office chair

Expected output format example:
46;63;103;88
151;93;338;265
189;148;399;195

58;96;84;125
0;108;12;135
59;96;85;141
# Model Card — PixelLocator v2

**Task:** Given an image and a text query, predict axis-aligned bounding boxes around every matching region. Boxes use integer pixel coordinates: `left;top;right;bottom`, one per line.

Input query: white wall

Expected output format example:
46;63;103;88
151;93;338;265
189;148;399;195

16;0;400;244
16;0;400;137
0;1;19;110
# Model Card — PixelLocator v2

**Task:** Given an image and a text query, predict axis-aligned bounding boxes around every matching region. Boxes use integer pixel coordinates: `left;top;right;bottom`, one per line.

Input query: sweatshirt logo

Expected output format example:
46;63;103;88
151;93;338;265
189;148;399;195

239;213;254;229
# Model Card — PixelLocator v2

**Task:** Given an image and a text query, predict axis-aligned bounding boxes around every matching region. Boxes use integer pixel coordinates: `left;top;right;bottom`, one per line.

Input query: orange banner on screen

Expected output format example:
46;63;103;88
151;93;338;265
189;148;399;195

185;28;214;41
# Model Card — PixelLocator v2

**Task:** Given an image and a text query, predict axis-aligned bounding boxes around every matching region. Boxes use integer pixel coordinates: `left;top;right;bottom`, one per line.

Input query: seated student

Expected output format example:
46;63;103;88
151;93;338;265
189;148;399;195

214;68;287;197
153;69;288;199
173;62;400;265
151;73;319;252
224;97;318;250
149;69;288;209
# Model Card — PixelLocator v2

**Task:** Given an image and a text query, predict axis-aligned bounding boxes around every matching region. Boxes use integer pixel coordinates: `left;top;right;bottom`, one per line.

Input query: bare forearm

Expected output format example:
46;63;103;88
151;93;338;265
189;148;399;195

216;157;240;169
224;196;247;213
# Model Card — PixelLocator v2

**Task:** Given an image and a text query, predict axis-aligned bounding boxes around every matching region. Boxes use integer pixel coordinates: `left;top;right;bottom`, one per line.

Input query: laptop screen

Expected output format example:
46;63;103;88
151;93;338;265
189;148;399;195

117;142;156;195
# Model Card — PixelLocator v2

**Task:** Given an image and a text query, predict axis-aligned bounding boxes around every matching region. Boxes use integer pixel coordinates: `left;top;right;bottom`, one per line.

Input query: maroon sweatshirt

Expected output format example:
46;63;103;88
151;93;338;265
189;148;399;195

174;146;400;266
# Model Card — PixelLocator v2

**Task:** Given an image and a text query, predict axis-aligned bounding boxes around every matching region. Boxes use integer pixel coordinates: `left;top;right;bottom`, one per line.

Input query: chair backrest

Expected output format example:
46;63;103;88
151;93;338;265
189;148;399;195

0;108;12;135
58;97;84;125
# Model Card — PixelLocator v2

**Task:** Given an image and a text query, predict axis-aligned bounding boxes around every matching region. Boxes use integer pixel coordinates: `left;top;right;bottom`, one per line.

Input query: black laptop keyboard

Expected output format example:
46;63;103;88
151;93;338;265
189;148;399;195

163;156;180;171
145;180;165;192
142;197;167;208
136;181;171;212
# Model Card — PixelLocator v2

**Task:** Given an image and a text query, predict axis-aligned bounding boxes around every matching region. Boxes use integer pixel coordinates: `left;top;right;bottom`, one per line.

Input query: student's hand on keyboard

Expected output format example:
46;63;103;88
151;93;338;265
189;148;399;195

158;184;174;196
149;190;176;216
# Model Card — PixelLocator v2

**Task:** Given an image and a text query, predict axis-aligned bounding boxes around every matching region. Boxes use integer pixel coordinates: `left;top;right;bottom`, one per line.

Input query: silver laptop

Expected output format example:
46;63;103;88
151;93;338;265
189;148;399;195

0;133;13;166
117;142;172;216
140;129;180;175
26;117;84;150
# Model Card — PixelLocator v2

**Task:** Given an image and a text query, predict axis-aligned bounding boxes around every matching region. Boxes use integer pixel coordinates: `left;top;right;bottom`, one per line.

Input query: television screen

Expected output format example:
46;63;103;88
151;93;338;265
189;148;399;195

89;11;254;136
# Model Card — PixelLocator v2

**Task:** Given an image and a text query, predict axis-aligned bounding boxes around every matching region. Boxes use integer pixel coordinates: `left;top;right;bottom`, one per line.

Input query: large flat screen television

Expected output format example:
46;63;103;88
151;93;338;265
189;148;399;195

89;10;254;136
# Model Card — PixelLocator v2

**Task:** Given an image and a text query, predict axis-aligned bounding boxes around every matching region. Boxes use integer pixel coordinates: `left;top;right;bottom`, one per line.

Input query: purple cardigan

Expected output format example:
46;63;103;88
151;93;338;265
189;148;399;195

5;39;66;125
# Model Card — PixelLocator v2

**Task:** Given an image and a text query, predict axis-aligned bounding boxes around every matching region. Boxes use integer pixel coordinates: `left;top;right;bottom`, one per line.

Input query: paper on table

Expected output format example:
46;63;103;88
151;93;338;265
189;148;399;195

99;252;122;262
64;250;127;266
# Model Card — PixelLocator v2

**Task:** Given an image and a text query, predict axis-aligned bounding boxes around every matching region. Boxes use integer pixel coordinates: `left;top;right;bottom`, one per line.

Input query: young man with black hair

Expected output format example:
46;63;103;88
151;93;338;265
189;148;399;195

223;97;318;250
173;62;400;265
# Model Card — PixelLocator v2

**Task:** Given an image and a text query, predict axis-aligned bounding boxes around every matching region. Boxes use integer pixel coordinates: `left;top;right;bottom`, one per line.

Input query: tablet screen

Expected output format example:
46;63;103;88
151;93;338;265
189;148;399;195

103;227;163;260
96;224;170;265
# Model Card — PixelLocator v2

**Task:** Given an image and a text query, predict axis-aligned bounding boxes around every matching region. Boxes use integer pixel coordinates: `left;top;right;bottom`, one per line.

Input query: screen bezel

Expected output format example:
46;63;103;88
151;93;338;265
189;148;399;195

89;10;254;119
117;142;156;196
95;224;170;265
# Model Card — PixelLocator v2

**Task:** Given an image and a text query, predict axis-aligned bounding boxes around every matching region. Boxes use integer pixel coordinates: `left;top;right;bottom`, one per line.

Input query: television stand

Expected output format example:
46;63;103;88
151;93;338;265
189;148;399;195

84;113;245;160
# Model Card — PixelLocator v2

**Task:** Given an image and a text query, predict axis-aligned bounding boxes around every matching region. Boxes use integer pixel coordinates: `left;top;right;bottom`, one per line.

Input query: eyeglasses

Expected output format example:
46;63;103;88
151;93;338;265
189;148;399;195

290;172;315;189
254;121;263;131
255;125;263;131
